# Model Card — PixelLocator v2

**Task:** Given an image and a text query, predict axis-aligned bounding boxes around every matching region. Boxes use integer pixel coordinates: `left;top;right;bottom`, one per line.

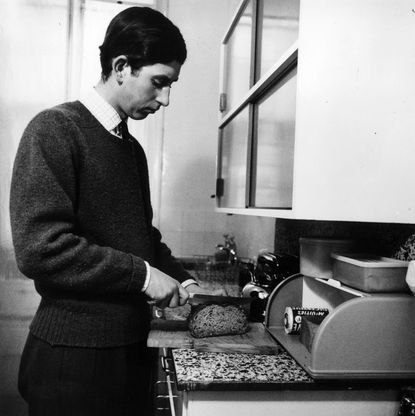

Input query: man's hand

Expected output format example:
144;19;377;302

144;266;189;308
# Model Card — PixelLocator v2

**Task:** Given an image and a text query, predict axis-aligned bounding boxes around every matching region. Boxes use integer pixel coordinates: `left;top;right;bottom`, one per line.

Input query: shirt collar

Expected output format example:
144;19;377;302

80;88;123;134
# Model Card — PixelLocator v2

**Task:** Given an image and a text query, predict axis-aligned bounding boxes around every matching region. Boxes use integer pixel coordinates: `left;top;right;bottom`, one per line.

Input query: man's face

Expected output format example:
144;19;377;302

117;61;181;120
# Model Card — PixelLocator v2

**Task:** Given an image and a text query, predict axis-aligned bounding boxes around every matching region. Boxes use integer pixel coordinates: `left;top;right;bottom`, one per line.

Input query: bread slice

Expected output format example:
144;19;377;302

188;303;249;338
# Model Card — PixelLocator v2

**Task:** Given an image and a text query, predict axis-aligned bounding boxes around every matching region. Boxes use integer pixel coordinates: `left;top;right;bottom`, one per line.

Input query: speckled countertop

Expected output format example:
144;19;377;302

171;348;412;392
172;348;314;391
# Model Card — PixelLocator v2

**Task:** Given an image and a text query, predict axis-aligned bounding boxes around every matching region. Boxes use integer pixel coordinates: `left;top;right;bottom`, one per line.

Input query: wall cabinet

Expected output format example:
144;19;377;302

216;0;415;224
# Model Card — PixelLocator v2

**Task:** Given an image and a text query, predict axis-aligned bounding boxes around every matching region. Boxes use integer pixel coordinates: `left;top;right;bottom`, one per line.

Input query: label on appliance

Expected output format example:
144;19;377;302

284;306;329;334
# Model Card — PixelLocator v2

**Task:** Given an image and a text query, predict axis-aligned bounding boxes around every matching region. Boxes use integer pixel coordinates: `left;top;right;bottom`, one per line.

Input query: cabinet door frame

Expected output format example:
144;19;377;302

219;0;258;115
216;0;300;214
216;42;298;215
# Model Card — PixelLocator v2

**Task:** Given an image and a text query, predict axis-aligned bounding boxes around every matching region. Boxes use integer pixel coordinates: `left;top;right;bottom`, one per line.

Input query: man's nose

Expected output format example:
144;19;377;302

156;87;170;107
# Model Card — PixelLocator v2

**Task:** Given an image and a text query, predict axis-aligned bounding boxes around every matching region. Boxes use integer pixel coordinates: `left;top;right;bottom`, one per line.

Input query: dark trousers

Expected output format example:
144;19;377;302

18;333;155;416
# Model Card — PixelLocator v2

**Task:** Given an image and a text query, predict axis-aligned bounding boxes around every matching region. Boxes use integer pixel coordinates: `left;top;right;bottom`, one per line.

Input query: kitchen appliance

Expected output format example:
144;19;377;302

264;273;415;379
299;237;355;279
242;251;299;322
254;250;299;289
398;391;415;416
242;282;269;322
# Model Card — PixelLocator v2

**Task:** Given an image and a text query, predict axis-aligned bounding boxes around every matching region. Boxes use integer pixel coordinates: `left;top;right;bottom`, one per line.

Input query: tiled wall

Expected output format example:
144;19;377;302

160;208;229;257
162;214;415;261
274;219;415;259
160;207;276;260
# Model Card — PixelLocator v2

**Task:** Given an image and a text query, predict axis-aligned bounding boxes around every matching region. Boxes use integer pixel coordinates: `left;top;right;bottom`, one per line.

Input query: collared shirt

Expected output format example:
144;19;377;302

79;88;197;292
81;87;123;138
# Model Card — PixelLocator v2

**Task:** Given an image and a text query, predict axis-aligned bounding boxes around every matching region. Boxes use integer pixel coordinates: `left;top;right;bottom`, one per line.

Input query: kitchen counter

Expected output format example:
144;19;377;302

172;348;413;392
172;348;313;391
171;348;403;416
167;262;413;393
155;262;407;415
153;260;415;416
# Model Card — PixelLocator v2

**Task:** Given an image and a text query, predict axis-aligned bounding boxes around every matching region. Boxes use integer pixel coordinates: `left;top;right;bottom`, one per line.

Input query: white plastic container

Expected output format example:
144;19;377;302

331;253;409;293
299;237;355;279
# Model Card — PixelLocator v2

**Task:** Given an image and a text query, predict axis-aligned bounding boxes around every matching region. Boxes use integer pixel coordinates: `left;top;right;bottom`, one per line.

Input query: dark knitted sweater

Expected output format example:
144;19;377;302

10;101;191;347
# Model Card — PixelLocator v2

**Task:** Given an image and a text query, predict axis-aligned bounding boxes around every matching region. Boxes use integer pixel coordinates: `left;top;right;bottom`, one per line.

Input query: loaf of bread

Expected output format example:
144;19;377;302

188;303;249;338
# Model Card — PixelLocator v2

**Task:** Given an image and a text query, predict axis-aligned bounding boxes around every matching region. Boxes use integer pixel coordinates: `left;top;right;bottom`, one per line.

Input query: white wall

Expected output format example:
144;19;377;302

160;0;276;259
0;3;69;413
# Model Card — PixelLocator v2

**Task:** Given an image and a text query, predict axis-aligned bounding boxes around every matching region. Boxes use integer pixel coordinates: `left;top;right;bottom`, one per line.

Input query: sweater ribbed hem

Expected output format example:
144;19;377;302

30;298;151;348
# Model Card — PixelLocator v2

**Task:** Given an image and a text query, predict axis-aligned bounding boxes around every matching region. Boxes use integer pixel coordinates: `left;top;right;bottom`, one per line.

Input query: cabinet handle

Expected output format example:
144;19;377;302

160;355;175;376
216;178;224;198
219;93;227;112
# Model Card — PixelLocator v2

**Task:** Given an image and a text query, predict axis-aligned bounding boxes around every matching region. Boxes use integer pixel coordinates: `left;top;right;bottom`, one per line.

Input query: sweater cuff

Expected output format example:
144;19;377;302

181;279;198;289
129;256;148;292
141;261;151;292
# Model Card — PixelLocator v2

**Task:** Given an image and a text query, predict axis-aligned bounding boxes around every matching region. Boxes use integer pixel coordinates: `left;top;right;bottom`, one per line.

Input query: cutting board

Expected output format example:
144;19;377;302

147;320;280;355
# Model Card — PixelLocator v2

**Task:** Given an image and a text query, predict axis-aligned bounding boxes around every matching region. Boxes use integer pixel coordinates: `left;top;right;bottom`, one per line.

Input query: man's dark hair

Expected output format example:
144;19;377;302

99;7;187;81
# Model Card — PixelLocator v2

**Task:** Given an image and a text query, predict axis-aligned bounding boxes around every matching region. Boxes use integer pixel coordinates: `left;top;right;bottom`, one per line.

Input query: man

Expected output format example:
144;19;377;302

10;6;206;415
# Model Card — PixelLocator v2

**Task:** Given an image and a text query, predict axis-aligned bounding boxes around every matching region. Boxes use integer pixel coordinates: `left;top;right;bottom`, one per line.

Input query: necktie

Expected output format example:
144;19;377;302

119;119;130;141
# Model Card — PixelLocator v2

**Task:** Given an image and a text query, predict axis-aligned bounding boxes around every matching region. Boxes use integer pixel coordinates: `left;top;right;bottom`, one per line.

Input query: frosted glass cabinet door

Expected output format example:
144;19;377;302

223;0;254;113
252;67;297;208
257;0;300;79
219;108;250;208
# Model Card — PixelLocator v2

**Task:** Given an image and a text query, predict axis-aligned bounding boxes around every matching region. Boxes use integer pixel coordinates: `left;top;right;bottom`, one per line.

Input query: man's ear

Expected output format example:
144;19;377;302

112;55;129;84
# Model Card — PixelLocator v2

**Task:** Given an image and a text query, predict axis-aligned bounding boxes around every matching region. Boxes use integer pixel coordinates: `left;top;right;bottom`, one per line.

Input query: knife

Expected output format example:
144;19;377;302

187;293;252;308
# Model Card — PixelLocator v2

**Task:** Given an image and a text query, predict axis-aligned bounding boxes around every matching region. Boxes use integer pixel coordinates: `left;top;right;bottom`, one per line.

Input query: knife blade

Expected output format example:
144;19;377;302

187;293;252;307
